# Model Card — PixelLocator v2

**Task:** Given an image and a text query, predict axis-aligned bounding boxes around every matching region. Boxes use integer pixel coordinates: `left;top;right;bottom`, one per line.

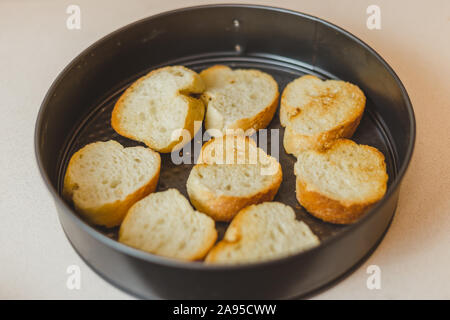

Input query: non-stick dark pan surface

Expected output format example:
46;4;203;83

35;5;415;299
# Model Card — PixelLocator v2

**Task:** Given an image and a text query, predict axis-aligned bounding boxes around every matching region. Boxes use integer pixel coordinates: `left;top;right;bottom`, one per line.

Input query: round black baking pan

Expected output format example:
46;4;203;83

35;4;415;299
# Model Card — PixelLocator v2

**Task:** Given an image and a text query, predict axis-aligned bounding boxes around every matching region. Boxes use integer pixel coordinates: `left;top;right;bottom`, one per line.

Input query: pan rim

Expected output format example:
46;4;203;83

34;3;416;271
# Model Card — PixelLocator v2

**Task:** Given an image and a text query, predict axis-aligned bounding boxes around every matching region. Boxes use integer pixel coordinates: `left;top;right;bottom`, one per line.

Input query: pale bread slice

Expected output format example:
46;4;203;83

119;189;217;261
200;65;279;136
281;75;365;156
294;139;388;224
63;140;160;227
112;66;205;153
187;135;282;221
205;202;320;264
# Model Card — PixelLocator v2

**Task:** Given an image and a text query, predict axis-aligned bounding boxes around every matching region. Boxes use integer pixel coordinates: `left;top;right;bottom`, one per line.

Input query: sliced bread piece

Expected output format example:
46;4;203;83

119;189;217;261
281;75;365;156
205;202;320;264
294;139;388;224
63;140;160;227
112;66;205;153
187;135;282;221
200;65;279;136
197;133;273;167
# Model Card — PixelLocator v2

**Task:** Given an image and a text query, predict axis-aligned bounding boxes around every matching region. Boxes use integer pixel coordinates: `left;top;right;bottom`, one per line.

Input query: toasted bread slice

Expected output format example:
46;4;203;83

205;202;320;264
63;140;160;227
294;139;388;224
187;135;282;221
281;75;365;156
200;65;279;136
119;189;217;261
112;66;205;153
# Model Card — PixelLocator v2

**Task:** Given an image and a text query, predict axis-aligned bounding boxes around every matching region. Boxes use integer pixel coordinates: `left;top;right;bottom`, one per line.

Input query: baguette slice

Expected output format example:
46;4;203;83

119;189;217;261
294;139;388;224
281;75;365;156
187;135;282;221
205;202;320;264
112;66;205;153
200;65;279;136
63;140;160;227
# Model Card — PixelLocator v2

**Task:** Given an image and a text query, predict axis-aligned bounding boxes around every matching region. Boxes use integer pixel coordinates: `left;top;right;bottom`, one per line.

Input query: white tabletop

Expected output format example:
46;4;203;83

1;0;449;299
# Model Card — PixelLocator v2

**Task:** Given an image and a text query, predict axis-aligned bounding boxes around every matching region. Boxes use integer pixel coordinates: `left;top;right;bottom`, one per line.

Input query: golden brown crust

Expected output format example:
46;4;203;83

188;135;283;221
204;241;229;262
119;199;217;261
63;147;161;228
196;134;258;164
189;226;218;261
188;165;282;221
111;68;158;149
295;179;372;224
229;90;279;133
280;74;319;127
200;65;279;135
111;66;205;153
85;171;159;227
294;139;388;224
281;75;365;155
199;64;229;76
204;205;251;262
161;95;204;153
205;202;321;263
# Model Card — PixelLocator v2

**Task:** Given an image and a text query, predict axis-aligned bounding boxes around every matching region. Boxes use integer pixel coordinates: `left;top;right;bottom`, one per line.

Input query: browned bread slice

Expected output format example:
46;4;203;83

281;75;365;156
205;202;320;264
112;66;205;153
294;139;388;224
200;65;279;136
187;135;282;221
63;140;160;227
119;189;217;261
